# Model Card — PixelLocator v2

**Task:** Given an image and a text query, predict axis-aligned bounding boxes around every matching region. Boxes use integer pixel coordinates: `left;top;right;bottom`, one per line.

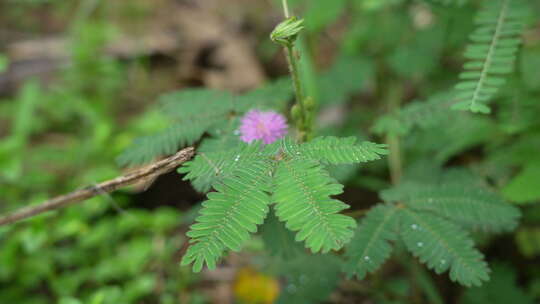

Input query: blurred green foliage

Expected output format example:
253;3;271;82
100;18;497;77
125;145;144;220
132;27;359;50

1;0;540;303
0;3;201;303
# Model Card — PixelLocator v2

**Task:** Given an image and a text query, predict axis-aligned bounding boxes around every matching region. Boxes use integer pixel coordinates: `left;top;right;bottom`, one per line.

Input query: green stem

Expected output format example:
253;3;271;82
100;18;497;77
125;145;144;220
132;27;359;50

387;134;402;185
386;84;403;185
279;0;311;142
282;0;290;18
286;45;306;120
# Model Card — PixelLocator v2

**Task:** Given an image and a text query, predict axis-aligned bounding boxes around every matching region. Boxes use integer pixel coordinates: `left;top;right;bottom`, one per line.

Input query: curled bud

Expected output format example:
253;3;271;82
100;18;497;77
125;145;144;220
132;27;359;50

270;17;305;48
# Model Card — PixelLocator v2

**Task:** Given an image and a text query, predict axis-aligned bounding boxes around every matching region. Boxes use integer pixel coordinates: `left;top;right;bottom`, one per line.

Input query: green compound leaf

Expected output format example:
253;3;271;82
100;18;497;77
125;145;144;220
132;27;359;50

452;0;528;114
179;142;264;193
117;122;211;166
382;178;521;233
399;209;490;287
181;159;274;272
280;136;388;165
118;89;235;166
344;204;400;279
273;157;356;253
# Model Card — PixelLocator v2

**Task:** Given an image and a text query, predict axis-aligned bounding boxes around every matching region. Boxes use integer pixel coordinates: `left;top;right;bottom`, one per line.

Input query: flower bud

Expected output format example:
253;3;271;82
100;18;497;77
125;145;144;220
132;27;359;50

270;17;305;48
304;96;316;111
291;104;302;123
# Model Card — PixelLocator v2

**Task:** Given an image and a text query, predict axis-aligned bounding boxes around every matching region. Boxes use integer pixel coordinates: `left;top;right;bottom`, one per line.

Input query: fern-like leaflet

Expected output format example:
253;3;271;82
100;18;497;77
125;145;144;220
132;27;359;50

180;136;388;193
117;122;211;166
399;208;490;287
118;89;235;166
179;142;263;192
344;204;399;279
452;0;527;113
181;157;274;272
280;136;388;165
343;167;520;286
273;157;356;253
382;181;521;232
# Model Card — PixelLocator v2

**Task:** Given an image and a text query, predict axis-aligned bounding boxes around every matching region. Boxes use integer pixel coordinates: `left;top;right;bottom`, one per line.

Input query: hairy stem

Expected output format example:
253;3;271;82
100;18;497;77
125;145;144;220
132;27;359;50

286;45;306;119
279;0;311;142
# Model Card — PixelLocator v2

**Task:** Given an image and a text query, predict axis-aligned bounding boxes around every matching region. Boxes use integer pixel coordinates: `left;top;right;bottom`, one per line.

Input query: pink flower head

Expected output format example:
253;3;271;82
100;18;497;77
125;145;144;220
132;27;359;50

239;110;288;144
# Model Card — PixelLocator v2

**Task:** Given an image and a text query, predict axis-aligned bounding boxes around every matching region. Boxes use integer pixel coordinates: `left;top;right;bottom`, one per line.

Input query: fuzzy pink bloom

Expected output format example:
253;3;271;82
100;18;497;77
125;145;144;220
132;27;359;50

239;110;288;144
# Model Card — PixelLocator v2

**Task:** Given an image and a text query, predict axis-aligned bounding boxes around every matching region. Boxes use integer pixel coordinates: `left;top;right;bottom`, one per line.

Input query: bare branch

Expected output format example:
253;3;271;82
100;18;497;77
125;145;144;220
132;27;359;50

0;147;195;227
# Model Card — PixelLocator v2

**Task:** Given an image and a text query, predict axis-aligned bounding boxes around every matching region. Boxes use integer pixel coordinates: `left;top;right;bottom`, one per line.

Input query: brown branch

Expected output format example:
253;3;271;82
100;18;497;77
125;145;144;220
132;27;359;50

343;209;369;218
0;147;195;227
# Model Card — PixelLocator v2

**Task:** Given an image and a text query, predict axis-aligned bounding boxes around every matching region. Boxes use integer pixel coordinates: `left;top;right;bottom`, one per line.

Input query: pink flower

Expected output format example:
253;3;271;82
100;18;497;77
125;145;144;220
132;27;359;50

239;110;288;144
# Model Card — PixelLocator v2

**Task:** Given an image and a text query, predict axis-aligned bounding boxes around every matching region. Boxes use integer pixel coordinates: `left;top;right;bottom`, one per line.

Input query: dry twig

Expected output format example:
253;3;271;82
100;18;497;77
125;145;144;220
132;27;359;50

0;147;195;227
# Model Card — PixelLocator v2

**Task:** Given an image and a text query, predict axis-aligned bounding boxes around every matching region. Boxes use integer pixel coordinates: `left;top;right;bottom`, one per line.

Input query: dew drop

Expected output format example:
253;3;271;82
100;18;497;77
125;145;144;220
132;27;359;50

234;155;240;162
364;256;370;261
441;259;446;264
296;151;301;155
411;224;418;230
417;242;424;247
